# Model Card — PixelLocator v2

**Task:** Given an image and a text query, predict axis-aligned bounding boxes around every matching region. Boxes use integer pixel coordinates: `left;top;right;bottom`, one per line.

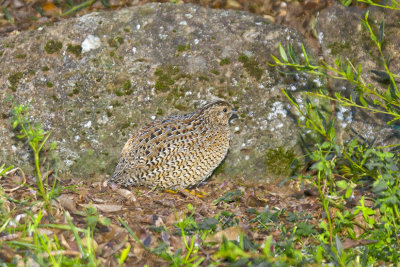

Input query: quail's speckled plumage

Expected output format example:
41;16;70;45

110;100;236;189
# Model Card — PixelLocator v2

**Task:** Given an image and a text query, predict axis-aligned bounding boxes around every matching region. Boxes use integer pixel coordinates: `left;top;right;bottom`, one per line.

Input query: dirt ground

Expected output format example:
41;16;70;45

1;167;329;265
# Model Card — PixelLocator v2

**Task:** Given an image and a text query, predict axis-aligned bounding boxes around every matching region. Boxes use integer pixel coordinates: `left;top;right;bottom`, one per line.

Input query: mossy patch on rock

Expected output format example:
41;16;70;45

15;53;27;59
238;53;263;80
177;44;191;52
8;72;23;86
108;37;124;48
44;40;62;54
265;147;296;177
220;58;231;66
154;65;180;92
327;41;351;56
114;79;133;96
67;44;82;57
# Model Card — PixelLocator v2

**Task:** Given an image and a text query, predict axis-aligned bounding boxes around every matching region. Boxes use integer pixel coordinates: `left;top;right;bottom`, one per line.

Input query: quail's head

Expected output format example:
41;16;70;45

201;101;237;126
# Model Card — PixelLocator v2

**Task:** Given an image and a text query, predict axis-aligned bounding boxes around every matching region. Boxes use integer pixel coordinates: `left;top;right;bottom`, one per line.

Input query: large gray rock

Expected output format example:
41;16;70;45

1;3;315;183
315;5;400;145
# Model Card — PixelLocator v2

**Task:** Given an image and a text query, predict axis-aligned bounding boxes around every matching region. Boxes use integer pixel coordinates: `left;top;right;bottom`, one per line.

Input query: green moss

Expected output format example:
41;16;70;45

154;65;180;92
210;69;220;75
174;103;187;110
114;89;123;96
213;161;226;176
238;53;263;80
46;81;53;88
52;95;59;102
167;87;185;102
123;80;131;91
327;41;351;56
0;51;3;57
123;27;131;33
121;80;133;95
106;110;112;117
108;37;124;48
220;58;231;66
177;44;191;52
121;122;130;129
42;66;50;72
44;40;62;54
16;53;26;59
27;69;35;76
265;147;296;177
67;44;82;57
198;75;209;82
72;88;80;95
8;72;23;87
112;101;122;107
156;108;164;115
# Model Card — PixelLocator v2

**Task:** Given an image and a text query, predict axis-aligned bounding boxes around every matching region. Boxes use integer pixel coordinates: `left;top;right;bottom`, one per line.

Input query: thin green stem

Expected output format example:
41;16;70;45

62;0;97;16
317;172;333;246
33;150;47;202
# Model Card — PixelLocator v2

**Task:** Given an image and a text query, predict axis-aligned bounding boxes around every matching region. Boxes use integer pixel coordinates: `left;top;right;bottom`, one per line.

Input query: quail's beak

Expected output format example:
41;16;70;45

229;109;238;122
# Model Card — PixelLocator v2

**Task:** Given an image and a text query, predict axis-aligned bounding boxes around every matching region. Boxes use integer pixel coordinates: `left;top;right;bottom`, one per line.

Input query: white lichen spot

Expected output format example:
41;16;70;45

276;123;284;129
158;33;168;40
255;22;262;26
244;155;250;161
38;27;43;31
288;84;297;91
74;135;80;142
318;32;324;44
313;78;322;87
84;121;92;128
151;115;156;120
194;39;199;45
82;35;101;53
179;21;187;26
136;24;141;30
11;145;17;152
65;159;74;167
267;102;287;120
337;105;352;128
232;78;238;86
242;143;246;147
259;119;268;130
185;13;193;19
234;126;240;132
132;47;137;54
185;91;192;96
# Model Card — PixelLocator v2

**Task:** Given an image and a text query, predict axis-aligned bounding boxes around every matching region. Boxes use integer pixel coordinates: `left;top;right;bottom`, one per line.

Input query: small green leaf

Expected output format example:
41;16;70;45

118;243;131;264
359;94;368;107
336;180;348;190
345;187;353;198
378;19;385;46
279;43;288;62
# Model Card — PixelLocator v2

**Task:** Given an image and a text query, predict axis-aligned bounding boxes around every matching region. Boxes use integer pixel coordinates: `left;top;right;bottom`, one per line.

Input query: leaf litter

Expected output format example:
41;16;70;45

0;168;376;266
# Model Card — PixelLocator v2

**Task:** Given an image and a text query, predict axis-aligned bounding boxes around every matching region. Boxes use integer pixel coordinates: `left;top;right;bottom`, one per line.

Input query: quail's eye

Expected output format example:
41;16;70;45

223;108;227;112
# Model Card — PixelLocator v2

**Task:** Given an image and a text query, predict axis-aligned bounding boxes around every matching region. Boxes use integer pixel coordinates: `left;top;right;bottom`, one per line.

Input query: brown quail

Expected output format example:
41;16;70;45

110;100;236;189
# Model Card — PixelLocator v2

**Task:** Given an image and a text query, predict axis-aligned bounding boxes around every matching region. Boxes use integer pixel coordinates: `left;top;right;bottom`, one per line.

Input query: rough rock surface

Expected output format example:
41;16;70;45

1;3;314;182
1;3;397;183
315;5;400;145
